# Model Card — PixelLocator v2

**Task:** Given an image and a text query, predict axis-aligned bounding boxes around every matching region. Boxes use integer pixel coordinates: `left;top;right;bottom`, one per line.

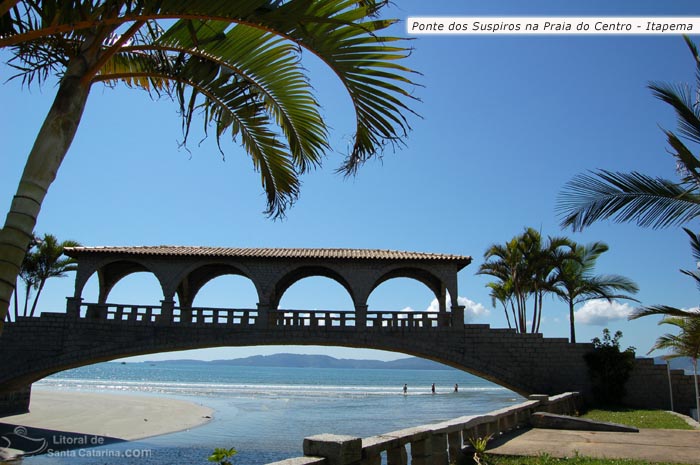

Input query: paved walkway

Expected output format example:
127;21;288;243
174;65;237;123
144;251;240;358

488;428;700;464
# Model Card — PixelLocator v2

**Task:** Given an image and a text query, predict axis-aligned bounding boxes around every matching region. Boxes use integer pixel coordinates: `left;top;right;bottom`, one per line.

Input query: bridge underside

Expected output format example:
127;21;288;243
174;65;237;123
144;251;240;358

0;312;593;399
2;311;697;418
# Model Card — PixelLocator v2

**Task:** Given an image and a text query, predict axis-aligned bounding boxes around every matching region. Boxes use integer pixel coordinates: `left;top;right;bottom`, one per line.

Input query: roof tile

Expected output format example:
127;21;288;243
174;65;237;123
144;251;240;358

63;246;471;263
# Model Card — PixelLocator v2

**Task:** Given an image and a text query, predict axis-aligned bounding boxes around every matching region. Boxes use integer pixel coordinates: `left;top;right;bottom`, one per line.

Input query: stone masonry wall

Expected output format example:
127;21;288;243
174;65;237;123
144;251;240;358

0;314;697;416
624;357;697;416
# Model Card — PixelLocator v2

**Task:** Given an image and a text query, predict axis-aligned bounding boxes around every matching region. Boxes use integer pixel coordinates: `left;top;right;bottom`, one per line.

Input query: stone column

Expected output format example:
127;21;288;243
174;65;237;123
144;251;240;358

386;445;408;465
303;434;362;465
256;303;271;329
447;431;466;465
430;432;448;465
354;304;367;328
159;299;175;324
65;296;83;319
410;434;432;465
451;305;465;329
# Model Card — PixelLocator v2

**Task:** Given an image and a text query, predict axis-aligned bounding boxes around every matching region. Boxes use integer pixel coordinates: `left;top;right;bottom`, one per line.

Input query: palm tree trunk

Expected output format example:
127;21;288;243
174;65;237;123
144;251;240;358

510;301;519;333
29;279;46;318
12;278;18;321
22;284;31;317
0;56;96;333
694;358;699;421
569;300;576;343
501;303;512;329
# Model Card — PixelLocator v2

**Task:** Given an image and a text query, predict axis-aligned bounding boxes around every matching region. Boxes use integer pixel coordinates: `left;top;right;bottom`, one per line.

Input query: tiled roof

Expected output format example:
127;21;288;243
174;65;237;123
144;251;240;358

63;246;472;264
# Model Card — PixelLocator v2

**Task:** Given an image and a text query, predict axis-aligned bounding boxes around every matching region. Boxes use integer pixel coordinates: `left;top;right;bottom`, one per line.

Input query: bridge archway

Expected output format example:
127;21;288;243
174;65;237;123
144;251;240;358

74;259;167;304
190;273;259;309
272;266;355;309
176;263;261;309
277;275;355;311
367;276;448;312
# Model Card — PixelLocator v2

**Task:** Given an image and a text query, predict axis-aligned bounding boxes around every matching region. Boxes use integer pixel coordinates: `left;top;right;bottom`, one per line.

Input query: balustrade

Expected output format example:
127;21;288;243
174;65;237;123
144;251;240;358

273;310;356;328
266;393;582;465
366;311;440;328
77;304;452;329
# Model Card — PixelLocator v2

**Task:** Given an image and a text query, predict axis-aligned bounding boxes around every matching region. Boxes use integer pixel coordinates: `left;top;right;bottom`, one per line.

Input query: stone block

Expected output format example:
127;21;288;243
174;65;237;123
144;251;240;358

303;434;362;465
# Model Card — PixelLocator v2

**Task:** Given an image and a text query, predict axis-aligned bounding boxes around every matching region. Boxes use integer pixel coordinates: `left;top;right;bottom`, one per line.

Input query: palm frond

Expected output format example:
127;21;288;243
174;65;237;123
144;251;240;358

558;169;700;231
629;304;700;320
648;81;700;146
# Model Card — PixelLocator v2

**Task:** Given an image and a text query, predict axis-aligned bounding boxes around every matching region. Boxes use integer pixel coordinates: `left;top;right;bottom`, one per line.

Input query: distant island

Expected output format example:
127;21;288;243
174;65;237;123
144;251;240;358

653;356;695;374
139;354;451;370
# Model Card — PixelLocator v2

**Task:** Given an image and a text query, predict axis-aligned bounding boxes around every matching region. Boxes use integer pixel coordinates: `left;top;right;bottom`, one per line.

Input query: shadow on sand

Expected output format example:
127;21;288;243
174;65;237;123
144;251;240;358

0;422;125;458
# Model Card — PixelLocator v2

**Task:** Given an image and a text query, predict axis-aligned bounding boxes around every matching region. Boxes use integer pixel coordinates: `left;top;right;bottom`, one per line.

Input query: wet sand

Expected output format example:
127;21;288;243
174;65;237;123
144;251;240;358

0;389;213;443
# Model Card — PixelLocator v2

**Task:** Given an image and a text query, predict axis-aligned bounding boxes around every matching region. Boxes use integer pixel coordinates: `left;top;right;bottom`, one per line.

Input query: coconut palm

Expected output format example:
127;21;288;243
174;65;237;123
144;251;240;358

26;234;80;317
552;241;639;343
557;37;700;231
478;227;574;334
0;1;419;331
17;249;39;319
487;281;514;330
647;315;700;419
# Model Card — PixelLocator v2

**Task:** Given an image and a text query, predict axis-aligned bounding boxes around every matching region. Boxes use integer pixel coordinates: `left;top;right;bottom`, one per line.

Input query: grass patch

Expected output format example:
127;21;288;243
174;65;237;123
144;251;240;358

489;454;689;465
581;408;693;430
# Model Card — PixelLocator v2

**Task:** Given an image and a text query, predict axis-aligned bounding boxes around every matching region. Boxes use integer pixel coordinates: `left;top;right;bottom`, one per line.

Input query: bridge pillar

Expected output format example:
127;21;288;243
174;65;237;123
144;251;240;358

0;385;31;416
451;305;465;328
354;304;367;328
257;303;271;329
66;297;82;318
159;299;174;324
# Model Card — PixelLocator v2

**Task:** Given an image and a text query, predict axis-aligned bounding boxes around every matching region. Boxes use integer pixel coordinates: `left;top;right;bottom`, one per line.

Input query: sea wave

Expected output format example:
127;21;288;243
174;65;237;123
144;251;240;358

35;377;507;399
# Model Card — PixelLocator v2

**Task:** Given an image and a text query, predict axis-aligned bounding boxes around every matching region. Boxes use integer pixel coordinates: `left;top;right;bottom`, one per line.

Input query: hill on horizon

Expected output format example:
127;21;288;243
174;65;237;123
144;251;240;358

141;353;450;370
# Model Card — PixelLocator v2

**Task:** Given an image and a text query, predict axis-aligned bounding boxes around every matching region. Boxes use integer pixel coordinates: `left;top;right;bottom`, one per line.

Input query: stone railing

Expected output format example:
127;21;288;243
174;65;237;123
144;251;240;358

366;311;440;328
76;303;452;329
81;303;162;322
273;310;356;327
265;392;582;465
174;307;258;325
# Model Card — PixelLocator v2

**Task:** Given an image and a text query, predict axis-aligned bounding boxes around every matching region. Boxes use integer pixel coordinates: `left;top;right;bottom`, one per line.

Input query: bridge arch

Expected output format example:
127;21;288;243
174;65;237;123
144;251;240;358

173;262;262;309
0;313;593;401
272;266;356;309
73;258;167;304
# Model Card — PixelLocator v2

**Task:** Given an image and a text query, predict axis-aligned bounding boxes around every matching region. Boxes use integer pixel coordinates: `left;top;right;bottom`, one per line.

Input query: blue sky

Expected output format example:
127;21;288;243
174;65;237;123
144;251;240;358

3;0;700;362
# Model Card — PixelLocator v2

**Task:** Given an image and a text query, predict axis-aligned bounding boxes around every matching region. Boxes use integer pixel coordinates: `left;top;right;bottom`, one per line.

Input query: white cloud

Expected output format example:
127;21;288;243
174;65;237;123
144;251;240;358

575;299;634;326
425;296;490;322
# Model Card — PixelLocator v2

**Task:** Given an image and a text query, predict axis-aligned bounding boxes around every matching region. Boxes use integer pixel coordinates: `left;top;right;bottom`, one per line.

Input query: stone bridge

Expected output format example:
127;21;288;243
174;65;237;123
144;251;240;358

0;246;695;416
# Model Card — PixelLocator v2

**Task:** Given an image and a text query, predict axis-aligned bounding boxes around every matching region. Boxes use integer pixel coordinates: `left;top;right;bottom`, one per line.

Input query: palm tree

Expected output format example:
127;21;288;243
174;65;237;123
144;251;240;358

553;241;639;343
27;234;80;317
0;1;419;332
478;227;574;334
630;228;700;321
557;37;700;231
647;315;700;419
487;281;514;330
17;250;39;319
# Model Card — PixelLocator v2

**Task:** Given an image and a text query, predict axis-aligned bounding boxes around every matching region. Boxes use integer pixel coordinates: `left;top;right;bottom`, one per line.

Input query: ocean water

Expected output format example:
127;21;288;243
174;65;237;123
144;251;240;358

19;361;522;465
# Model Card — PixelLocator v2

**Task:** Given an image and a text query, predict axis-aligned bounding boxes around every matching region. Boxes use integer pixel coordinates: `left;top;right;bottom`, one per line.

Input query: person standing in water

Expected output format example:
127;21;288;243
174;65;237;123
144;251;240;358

403;384;407;395
454;383;459;393
431;383;435;394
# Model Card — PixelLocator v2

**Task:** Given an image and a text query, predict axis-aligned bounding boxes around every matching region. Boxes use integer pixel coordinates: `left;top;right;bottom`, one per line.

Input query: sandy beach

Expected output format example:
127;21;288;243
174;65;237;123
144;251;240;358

0;389;213;442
